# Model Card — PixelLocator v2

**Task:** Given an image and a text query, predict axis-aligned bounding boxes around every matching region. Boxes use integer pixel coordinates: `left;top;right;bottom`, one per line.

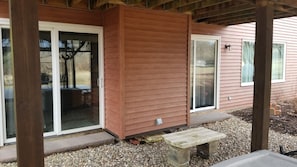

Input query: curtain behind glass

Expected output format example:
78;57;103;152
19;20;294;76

242;41;254;83
272;44;284;80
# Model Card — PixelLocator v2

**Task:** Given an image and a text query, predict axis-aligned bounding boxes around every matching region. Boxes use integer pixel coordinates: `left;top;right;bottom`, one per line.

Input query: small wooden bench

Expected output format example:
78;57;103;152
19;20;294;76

162;127;226;167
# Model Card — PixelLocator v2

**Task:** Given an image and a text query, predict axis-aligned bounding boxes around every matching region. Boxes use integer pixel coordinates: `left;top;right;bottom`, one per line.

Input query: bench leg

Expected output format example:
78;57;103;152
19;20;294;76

167;145;190;167
196;141;219;159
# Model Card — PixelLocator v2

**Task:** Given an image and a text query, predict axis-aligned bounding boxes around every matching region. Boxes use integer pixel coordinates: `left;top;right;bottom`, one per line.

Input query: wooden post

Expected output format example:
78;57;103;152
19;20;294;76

9;0;44;166
251;0;273;152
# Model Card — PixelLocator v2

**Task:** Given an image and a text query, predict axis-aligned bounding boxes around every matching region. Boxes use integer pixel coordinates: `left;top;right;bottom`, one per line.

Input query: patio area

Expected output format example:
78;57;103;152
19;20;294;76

1;115;297;167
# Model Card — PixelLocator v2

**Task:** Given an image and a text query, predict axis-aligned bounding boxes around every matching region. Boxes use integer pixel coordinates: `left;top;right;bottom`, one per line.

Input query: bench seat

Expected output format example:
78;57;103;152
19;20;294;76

162;127;226;167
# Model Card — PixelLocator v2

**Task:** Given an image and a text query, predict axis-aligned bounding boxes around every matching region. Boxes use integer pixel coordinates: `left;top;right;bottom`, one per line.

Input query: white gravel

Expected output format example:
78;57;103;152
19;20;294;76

1;116;297;167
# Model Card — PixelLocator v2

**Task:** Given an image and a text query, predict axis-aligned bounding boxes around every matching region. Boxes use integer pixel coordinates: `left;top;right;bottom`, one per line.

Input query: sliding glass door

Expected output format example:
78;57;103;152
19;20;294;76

0;23;103;144
190;35;220;112
1;28;15;138
59;31;99;130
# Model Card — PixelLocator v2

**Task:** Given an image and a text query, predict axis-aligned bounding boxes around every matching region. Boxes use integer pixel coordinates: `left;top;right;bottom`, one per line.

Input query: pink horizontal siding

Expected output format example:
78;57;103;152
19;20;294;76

192;17;297;111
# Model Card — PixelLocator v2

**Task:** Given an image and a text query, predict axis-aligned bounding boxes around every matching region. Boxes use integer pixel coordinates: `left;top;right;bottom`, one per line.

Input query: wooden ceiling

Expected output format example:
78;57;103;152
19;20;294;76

36;0;297;25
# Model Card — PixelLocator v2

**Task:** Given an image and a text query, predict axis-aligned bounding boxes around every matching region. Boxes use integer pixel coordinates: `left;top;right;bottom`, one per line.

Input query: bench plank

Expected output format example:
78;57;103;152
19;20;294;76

162;127;226;149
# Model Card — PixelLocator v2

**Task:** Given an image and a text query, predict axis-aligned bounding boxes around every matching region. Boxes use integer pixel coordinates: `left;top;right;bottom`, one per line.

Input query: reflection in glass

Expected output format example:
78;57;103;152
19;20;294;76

40;31;54;132
2;28;15;138
2;29;55;138
190;40;194;110
59;31;99;130
195;40;215;108
190;39;216;111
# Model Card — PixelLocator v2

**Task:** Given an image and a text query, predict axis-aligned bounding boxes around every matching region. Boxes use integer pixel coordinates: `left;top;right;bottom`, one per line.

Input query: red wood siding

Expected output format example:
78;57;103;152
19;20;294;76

123;7;189;136
0;1;102;25
192;17;297;110
38;5;102;25
103;7;124;138
0;1;8;18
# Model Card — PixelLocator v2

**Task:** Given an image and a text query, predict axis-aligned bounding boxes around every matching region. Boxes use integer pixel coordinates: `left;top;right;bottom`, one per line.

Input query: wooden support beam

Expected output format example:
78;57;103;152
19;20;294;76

193;3;254;21
95;0;125;8
148;0;174;9
66;0;85;7
251;0;273;152
206;9;255;24
42;0;48;4
275;0;297;8
9;0;44;166
163;0;203;10
179;0;232;13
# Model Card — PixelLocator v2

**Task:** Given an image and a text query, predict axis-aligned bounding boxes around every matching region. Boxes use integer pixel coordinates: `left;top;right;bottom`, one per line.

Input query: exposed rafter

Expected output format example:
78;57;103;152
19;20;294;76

274;0;297;8
24;0;297;25
193;3;255;21
148;0;175;9
163;0;203;10
42;0;48;4
95;0;125;8
71;0;83;6
178;0;232;13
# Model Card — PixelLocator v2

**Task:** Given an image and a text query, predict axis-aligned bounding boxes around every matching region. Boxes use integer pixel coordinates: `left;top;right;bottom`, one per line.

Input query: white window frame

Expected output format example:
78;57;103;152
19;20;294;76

0;19;9;146
190;34;221;112
0;19;104;144
241;39;286;86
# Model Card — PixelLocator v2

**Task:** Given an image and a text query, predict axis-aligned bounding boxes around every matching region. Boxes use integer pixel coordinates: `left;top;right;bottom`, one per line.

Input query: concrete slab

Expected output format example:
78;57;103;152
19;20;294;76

190;110;232;126
212;150;297;167
0;131;115;163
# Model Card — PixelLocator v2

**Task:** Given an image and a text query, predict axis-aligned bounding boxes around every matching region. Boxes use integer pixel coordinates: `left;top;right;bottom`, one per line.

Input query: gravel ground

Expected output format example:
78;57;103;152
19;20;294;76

1;116;297;167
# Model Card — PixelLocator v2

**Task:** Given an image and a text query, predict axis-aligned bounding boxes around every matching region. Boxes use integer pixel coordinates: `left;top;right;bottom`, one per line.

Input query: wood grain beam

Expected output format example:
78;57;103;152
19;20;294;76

251;0;273;152
274;0;297;8
179;0;232;12
148;0;174;9
72;0;83;4
95;0;125;8
163;0;203;10
218;10;295;25
9;0;44;166
206;9;255;24
274;4;297;14
193;3;254;21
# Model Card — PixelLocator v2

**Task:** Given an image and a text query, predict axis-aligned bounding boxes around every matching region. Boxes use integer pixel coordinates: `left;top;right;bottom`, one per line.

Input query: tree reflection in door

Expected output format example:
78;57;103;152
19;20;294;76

59;32;99;130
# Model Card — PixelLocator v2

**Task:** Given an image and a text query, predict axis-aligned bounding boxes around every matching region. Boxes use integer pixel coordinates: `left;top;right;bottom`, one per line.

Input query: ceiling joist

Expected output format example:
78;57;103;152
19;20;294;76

95;0;125;8
29;0;297;25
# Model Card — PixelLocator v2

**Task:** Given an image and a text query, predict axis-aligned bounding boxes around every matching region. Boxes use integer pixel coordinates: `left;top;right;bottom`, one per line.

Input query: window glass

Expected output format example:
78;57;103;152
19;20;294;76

241;41;285;84
272;43;284;80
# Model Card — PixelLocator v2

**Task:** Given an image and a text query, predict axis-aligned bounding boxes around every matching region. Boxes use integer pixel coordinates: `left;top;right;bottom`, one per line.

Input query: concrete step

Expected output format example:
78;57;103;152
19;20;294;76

0;131;115;163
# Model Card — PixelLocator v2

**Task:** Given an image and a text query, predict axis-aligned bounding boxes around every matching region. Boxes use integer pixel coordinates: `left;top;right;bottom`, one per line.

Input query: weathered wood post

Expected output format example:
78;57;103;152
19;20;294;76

9;0;44;166
251;0;273;151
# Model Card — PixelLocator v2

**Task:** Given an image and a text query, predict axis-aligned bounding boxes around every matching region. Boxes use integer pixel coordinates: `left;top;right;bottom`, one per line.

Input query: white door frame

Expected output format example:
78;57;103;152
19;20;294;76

0;20;104;144
41;21;105;136
0;21;9;146
190;34;221;112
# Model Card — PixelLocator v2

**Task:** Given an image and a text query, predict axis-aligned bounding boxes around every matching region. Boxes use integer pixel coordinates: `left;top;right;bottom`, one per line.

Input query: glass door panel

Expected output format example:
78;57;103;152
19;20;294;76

2;29;55;138
190;40;194;110
2;28;15;138
40;31;54;132
59;31;99;130
190;37;217;112
195;40;215;108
